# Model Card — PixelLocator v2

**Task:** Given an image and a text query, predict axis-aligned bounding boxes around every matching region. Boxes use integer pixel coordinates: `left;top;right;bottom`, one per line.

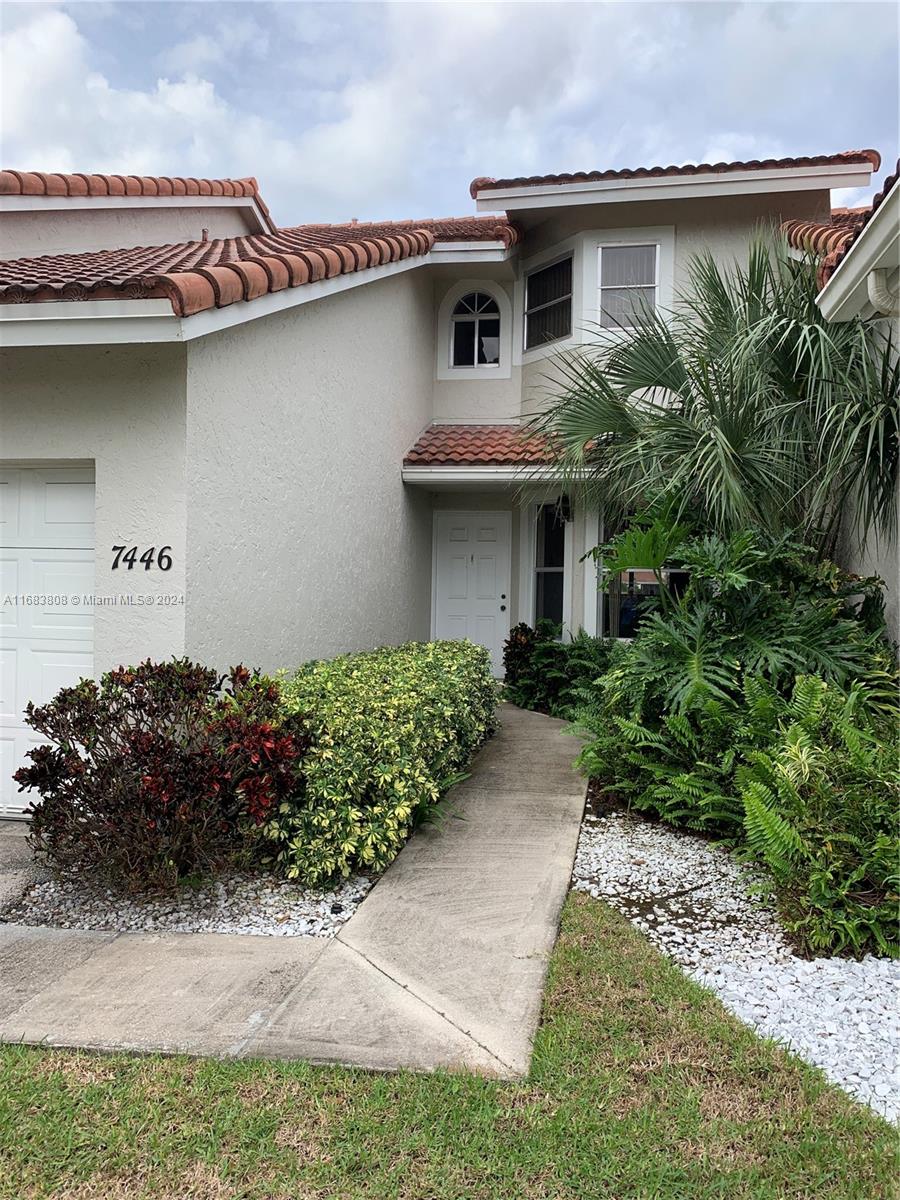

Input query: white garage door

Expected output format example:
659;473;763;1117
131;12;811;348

0;467;95;816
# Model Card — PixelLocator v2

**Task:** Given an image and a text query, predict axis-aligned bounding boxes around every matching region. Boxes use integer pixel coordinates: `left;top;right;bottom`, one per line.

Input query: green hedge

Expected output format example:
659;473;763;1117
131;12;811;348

261;640;497;885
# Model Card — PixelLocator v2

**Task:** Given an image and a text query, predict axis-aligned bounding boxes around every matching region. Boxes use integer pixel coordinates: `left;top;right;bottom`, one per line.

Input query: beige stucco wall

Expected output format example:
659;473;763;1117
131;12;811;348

0;344;188;670
183;269;436;672
1;205;256;260
511;190;833;413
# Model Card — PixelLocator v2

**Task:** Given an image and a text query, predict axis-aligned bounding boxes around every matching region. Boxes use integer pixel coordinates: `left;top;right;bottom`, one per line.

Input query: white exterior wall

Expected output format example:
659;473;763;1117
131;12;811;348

0;345;188;669
183;270;435;672
1;205;258;260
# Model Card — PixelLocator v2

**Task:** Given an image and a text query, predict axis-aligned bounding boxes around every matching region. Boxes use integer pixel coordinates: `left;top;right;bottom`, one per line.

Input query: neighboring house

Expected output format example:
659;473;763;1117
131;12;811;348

0;151;884;813
783;162;900;641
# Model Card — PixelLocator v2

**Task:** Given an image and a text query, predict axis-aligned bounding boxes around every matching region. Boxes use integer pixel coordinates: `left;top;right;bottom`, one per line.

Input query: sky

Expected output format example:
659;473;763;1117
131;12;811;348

1;0;897;227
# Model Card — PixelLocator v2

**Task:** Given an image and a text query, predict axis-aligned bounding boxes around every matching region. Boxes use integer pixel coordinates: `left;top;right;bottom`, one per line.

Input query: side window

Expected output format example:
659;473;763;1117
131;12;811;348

534;502;566;626
451;292;501;367
524;257;573;350
598;244;657;329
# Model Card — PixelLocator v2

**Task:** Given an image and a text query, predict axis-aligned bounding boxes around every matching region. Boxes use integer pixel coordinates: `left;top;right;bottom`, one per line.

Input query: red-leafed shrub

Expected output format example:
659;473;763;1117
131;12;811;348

14;659;306;892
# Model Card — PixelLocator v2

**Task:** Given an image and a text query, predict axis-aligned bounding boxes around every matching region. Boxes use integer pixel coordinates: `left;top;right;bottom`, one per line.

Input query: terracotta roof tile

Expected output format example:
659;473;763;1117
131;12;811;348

301;216;521;248
0;170;277;232
0;224;434;317
404;424;554;466
470;150;881;197
781;160;899;289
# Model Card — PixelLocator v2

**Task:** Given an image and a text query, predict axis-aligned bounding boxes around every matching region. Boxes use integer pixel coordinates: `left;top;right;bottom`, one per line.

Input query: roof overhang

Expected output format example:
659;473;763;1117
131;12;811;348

428;239;514;264
474;162;874;213
0;191;274;235
817;180;900;321
402;465;566;486
0;253;429;347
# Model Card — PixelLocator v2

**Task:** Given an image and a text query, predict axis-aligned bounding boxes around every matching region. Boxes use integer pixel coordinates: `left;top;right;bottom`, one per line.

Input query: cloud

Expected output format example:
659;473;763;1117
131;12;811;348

1;2;896;224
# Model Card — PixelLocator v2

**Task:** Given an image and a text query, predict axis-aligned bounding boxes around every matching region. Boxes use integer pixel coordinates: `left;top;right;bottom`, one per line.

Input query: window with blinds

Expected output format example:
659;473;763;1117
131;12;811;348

599;244;658;329
524;257;573;350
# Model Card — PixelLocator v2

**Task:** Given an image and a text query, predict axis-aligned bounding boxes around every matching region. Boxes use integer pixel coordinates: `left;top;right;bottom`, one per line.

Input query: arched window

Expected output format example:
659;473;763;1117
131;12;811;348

450;292;501;368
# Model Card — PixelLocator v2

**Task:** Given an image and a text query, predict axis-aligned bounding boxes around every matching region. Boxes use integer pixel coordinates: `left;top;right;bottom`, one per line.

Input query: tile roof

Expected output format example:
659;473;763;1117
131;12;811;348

0;170;277;233
299;216;521;248
0;225;435;317
404;424;554;466
470;150;881;196
781;160;899;289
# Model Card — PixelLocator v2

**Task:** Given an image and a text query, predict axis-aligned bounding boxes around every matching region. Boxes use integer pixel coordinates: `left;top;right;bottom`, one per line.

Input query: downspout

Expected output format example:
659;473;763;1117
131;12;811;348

866;268;900;317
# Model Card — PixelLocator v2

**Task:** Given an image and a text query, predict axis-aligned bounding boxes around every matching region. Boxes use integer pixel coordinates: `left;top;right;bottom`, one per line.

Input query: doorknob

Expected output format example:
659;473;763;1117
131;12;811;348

500;604;507;612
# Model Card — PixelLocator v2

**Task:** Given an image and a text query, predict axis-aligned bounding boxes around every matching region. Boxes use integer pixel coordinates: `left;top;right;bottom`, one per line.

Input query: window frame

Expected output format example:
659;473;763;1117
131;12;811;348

449;291;502;369
523;254;574;351
435;279;512;381
597;241;660;331
518;498;574;639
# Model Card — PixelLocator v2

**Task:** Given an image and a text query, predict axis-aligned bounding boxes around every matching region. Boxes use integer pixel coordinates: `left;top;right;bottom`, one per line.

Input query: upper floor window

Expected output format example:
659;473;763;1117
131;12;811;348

524;257;572;350
451;292;500;367
599;244;658;329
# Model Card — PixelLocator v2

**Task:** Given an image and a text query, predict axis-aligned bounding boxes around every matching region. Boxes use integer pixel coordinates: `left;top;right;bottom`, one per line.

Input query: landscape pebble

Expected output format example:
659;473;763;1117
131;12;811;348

573;810;900;1123
1;870;373;938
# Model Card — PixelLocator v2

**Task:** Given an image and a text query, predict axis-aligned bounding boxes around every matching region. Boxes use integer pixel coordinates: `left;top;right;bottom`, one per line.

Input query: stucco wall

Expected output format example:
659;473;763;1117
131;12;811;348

836;454;900;645
513;190;832;412
1;205;256;260
183;270;435;671
0;344;188;670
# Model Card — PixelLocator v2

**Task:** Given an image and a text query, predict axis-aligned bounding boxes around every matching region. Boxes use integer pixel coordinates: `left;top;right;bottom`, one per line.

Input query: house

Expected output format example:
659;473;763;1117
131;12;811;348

0;150;884;814
783;161;899;640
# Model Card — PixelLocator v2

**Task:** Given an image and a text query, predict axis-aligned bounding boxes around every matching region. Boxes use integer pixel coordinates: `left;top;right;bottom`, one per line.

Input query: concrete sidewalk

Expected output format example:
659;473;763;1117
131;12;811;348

0;705;585;1078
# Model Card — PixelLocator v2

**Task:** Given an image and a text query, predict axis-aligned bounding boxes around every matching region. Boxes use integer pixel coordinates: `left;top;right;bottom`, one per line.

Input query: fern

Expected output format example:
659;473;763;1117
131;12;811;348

742;780;806;881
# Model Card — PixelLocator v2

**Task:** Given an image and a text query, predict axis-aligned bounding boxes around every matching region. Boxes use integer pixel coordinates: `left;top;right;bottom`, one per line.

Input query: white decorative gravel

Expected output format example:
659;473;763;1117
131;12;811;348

573;810;900;1123
2;870;373;938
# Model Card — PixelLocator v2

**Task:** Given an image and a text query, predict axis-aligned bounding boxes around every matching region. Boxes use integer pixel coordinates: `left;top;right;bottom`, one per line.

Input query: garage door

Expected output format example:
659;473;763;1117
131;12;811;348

0;467;94;816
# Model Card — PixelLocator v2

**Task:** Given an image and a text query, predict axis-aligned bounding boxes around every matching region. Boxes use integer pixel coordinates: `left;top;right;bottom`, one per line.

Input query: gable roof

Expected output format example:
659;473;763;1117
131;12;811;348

470;149;881;197
781;160;899;288
0;171;277;233
0;225;435;317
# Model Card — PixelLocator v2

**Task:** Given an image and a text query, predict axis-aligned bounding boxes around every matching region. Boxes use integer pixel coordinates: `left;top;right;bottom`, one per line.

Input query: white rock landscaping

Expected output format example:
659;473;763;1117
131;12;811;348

573;809;900;1124
1;870;373;938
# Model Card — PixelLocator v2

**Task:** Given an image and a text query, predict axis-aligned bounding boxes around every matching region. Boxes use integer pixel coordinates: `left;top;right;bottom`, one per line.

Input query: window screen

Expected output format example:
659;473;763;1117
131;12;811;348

525;258;573;350
599;244;657;329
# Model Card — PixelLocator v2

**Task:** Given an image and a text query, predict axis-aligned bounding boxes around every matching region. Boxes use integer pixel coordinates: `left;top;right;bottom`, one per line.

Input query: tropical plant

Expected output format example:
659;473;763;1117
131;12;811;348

16;660;304;892
595;529;889;719
502;621;614;716
262;640;497;885
531;240;899;550
739;677;899;958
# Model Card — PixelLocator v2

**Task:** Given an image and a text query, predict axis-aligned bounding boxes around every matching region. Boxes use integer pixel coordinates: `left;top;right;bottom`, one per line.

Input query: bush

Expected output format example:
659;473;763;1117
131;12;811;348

503;622;614;716
740;677;899;958
15;660;304;893
262;640;497;885
571;527;899;956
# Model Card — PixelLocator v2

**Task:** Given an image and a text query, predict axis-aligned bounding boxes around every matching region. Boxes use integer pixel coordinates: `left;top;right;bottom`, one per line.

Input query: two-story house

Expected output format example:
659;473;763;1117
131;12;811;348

0;149;884;813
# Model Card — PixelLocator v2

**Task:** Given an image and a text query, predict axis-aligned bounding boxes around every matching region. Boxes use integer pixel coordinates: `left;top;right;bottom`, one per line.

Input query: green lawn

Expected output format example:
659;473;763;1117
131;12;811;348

1;894;895;1200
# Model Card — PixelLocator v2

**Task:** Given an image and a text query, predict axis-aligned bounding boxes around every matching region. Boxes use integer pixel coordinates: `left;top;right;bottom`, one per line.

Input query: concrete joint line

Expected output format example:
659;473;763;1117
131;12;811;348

337;935;518;1075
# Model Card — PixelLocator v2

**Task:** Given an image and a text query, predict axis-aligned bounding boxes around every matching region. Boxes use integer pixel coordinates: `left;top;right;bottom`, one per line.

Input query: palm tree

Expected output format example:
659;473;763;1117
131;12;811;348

529;239;898;553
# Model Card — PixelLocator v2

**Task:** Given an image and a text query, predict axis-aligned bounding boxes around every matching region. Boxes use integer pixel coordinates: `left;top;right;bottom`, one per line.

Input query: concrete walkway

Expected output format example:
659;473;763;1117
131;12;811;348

0;705;585;1078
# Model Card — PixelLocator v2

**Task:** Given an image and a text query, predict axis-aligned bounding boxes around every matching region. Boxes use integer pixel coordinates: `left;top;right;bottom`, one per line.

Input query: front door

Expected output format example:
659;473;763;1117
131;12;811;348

433;510;511;675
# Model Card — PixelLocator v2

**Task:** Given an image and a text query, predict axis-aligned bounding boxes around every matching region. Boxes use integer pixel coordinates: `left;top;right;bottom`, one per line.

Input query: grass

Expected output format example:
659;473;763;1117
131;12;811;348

0;894;895;1200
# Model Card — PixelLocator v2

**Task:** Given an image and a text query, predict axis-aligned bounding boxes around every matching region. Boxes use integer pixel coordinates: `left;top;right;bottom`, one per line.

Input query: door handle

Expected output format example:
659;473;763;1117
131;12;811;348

500;604;507;612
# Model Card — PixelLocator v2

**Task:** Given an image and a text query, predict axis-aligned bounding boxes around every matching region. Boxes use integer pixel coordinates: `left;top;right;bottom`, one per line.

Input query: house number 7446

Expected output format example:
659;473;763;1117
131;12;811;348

111;545;173;571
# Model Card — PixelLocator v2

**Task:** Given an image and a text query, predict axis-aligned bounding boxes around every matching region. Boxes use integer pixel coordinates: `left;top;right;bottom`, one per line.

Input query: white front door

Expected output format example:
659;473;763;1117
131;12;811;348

433;510;511;675
0;466;95;816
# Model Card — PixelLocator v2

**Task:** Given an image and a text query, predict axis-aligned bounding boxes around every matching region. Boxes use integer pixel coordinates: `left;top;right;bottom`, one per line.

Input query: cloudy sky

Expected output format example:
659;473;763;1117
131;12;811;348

1;1;897;226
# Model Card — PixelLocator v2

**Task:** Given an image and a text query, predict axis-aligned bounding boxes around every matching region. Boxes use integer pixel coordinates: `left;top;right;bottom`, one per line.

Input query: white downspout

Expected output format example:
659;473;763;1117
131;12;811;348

866;268;900;317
